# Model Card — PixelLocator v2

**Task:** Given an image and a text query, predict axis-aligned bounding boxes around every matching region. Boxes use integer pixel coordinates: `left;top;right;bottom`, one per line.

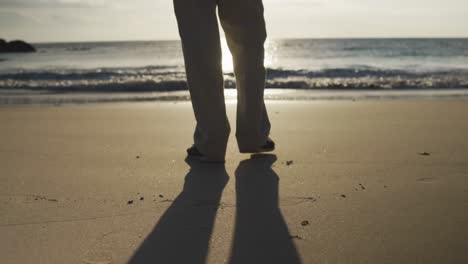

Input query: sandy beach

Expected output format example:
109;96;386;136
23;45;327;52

1;99;468;264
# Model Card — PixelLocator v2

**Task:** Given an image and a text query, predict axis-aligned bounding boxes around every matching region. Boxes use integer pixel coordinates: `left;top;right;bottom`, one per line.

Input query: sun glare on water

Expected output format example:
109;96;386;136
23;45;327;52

221;38;276;103
221;38;274;74
221;38;234;73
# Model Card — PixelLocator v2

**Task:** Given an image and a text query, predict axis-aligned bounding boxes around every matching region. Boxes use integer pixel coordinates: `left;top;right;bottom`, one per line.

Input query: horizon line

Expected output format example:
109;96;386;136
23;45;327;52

29;36;468;44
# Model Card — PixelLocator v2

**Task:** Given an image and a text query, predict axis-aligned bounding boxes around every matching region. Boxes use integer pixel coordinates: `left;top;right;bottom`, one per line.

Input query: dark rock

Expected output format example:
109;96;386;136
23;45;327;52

127;200;134;205
301;220;310;226
140;197;144;201
341;194;346;198
286;160;294;166
159;194;164;198
418;152;430;156
136;155;140;159
0;39;6;51
0;39;36;53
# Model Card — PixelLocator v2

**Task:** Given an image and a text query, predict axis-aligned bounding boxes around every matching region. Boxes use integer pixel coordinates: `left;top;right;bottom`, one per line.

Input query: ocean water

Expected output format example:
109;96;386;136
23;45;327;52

1;39;468;104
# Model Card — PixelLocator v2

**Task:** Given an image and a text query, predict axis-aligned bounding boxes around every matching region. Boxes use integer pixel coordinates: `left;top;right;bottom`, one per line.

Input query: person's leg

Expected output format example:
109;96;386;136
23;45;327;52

218;0;271;152
174;0;230;161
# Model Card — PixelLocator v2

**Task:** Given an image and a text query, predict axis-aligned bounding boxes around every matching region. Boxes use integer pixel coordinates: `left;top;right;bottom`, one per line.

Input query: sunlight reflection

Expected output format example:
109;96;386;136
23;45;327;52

224;88;287;104
221;38;275;73
221;39;277;103
221;38;234;73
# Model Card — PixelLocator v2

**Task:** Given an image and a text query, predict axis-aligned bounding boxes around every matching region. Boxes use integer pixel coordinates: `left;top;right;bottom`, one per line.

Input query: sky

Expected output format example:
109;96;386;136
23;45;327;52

1;0;468;42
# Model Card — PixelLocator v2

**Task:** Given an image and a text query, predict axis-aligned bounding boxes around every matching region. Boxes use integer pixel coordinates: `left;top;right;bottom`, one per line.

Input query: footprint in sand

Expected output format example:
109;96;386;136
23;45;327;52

82;251;113;264
1;194;59;204
417;177;436;183
82;229;140;264
280;196;317;206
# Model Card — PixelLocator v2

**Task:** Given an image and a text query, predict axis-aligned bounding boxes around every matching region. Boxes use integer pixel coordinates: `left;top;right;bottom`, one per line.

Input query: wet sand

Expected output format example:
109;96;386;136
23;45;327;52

1;100;468;263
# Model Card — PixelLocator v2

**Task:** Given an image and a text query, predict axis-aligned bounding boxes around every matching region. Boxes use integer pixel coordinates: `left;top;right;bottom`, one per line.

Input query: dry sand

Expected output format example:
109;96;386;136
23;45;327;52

1;100;467;264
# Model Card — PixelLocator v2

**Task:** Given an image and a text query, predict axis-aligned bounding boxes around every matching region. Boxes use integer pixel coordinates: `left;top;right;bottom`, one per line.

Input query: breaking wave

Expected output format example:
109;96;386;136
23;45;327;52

1;66;468;92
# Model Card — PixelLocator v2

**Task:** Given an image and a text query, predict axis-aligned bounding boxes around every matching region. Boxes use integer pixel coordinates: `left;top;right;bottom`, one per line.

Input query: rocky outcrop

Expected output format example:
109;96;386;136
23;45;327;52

0;39;36;53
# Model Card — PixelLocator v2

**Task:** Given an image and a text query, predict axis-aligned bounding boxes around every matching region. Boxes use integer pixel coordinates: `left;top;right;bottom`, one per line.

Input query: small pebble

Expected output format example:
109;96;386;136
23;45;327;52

341;194;346;198
359;183;366;190
419;152;431;156
286;160;294;166
301;220;310;226
140;197;144;201
127;200;134;205
136;156;140;159
159;194;164;198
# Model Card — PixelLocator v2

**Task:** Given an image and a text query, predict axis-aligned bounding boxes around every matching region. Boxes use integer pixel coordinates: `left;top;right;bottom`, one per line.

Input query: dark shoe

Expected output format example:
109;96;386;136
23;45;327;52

186;145;225;163
260;138;275;152
239;138;275;153
187;145;203;158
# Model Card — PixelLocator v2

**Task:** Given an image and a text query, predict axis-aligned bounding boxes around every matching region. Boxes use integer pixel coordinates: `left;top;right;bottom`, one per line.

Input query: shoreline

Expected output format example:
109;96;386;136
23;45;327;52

2;88;468;106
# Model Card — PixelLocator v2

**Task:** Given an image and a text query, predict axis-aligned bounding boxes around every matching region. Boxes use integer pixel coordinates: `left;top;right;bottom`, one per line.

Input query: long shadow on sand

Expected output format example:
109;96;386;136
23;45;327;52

229;154;301;264
129;154;301;264
128;159;229;264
